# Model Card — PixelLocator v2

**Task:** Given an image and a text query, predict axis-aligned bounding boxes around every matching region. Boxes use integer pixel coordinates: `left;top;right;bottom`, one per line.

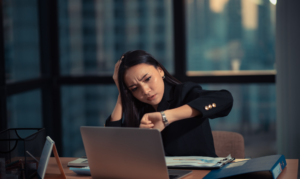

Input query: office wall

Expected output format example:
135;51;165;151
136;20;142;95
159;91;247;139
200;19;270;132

276;0;300;166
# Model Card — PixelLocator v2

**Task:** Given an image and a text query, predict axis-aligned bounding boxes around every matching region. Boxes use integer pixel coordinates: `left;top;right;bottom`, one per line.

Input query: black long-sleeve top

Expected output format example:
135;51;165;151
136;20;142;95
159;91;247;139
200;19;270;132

105;81;233;157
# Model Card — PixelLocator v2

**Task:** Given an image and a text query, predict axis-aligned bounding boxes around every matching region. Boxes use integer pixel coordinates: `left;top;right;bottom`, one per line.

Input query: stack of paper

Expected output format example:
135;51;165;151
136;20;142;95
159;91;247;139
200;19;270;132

67;158;88;167
166;154;234;169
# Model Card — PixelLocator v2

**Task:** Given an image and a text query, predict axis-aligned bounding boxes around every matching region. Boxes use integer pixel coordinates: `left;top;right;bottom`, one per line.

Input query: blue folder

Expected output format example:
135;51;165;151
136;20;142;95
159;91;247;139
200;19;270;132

203;155;286;179
69;167;91;175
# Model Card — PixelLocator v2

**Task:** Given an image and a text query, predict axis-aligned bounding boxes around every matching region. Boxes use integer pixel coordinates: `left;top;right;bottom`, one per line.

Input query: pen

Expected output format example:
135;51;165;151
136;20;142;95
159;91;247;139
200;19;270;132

26;151;39;163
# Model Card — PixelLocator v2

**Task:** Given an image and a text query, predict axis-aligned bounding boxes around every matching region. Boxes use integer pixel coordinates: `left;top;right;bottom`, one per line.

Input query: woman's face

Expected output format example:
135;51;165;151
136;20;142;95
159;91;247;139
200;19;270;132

124;63;165;110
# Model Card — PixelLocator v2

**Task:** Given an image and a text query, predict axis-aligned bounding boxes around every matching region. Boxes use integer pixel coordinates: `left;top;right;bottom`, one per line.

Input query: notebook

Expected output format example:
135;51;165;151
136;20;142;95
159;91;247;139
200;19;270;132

80;126;192;179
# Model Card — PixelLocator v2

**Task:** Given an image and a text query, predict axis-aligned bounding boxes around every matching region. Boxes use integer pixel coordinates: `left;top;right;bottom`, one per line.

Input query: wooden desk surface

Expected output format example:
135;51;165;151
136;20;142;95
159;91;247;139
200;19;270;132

45;157;298;179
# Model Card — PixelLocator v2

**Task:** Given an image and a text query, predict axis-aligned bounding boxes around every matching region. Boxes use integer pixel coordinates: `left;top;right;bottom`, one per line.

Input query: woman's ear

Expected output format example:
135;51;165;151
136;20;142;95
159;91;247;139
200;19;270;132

157;66;165;78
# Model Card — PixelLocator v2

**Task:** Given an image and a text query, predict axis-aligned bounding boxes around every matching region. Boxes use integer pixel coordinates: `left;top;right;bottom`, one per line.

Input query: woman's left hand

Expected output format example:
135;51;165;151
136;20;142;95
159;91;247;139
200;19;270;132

140;112;165;131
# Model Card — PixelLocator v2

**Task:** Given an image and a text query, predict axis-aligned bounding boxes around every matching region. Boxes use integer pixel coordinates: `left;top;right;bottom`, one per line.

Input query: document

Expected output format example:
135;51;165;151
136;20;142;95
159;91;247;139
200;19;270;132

166;154;234;169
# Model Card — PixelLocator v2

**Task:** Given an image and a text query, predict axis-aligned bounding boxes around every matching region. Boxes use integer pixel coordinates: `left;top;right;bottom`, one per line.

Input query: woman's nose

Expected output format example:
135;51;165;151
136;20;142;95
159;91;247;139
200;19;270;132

141;85;150;95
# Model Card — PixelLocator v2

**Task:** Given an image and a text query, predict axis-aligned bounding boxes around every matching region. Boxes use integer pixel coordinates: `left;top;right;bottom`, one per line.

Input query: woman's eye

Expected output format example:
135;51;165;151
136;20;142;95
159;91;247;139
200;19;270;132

145;76;151;82
131;87;137;92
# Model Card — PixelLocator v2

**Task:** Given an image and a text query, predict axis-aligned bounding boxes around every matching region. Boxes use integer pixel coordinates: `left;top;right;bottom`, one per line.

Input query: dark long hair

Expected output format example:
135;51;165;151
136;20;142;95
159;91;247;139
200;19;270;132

118;50;181;127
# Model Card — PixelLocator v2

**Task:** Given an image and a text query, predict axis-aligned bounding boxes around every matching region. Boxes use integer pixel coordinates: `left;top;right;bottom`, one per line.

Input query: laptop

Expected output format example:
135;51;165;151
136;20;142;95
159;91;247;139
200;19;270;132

80;126;192;179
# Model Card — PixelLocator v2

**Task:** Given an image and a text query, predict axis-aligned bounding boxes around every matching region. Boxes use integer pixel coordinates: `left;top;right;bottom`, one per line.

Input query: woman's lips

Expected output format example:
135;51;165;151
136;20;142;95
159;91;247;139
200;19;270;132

147;94;156;101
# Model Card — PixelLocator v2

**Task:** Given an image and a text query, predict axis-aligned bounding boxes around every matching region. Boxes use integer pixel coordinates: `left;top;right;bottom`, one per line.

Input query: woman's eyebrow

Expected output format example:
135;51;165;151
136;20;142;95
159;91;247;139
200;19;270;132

138;73;148;81
128;73;148;88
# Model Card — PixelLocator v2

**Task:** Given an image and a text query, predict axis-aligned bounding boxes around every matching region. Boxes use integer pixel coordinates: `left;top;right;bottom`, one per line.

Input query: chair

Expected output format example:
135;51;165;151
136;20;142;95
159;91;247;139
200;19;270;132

212;131;245;159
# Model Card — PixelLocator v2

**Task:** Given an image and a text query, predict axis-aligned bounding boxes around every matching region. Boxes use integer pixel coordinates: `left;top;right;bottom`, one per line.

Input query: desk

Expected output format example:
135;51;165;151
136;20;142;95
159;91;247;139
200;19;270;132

45;157;298;179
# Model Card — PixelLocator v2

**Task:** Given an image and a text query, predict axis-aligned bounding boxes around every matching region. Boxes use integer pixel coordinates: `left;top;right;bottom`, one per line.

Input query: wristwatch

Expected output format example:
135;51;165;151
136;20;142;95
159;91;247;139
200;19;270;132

160;111;169;127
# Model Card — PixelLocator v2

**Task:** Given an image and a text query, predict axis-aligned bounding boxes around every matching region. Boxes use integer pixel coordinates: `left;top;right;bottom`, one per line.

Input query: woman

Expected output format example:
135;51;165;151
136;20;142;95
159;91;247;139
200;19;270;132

105;50;233;157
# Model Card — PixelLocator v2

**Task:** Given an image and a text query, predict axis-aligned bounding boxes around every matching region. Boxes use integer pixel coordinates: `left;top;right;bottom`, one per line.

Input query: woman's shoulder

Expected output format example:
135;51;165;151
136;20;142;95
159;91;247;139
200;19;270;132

172;81;202;91
168;81;202;97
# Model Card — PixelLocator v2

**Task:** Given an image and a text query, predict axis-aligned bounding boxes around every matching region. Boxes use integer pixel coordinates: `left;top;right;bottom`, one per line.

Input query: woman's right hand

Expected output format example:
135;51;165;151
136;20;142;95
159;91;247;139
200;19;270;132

113;56;123;91
139;115;155;129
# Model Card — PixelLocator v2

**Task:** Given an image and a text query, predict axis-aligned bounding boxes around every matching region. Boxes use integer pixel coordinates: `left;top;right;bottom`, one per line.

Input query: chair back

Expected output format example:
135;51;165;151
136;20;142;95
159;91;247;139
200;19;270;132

212;131;245;158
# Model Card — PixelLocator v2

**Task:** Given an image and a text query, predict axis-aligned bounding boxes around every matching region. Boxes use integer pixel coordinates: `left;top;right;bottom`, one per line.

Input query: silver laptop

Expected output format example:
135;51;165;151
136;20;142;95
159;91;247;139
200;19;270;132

80;126;192;179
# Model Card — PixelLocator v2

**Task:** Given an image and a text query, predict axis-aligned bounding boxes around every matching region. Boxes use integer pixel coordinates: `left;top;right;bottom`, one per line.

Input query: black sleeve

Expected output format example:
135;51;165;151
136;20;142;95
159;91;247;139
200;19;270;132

105;115;123;127
182;82;233;119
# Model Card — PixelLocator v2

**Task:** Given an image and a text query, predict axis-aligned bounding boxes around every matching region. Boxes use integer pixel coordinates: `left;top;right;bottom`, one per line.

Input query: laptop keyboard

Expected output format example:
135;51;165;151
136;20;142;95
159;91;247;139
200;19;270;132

169;175;179;179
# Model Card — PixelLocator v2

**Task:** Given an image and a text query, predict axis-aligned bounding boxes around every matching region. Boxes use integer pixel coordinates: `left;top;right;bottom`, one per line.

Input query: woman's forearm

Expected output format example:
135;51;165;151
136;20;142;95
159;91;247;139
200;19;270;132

164;104;201;124
110;94;123;121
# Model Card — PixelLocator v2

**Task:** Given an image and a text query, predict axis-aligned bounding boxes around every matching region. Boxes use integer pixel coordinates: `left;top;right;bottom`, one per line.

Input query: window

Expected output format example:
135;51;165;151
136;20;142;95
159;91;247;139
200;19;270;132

186;0;276;76
61;85;117;156
7;90;42;128
3;0;40;82
58;0;174;76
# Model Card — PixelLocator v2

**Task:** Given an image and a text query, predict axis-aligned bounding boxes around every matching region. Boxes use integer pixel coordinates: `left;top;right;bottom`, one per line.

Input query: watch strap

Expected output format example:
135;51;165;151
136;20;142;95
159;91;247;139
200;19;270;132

160;111;169;127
